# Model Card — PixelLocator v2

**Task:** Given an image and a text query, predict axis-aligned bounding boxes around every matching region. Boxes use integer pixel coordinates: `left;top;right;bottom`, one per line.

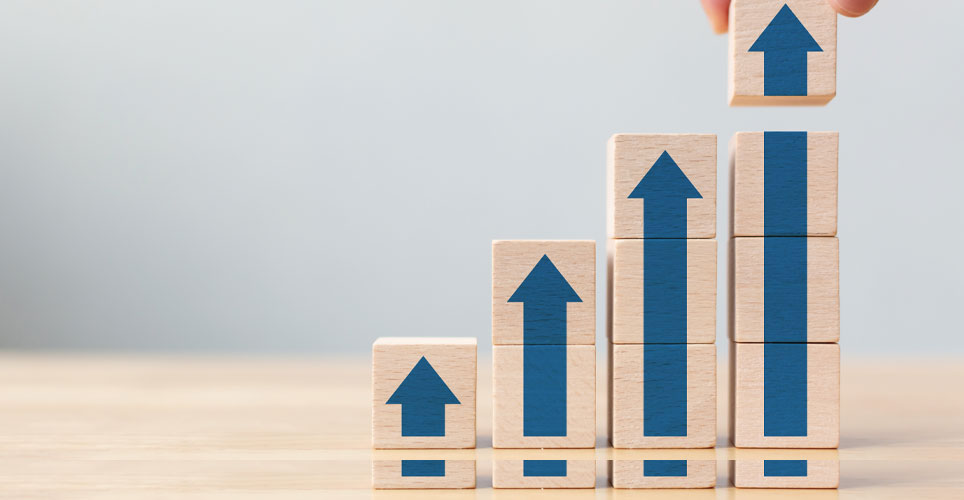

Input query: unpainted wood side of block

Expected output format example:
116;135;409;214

372;460;476;489
609;459;716;489
732;459;839;488
492;460;595;489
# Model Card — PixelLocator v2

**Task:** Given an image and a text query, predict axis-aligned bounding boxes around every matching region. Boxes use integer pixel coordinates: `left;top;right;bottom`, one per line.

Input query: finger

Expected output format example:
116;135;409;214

826;0;878;17
701;0;731;34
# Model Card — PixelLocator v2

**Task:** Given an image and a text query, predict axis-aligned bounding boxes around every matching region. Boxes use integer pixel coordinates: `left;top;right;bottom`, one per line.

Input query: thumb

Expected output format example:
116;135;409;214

827;0;878;17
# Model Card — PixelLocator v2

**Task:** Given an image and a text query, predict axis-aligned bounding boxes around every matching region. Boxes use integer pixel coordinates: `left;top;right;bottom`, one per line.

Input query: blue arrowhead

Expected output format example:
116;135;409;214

386;357;459;436
749;4;823;96
628;151;701;238
508;255;581;345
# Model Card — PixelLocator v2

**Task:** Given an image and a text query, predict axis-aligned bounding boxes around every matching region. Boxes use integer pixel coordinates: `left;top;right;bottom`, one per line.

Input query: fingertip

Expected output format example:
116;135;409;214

700;0;730;34
827;0;878;17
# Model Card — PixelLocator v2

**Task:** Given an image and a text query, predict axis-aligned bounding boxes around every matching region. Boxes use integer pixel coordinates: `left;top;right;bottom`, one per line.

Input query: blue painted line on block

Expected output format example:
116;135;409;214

401;460;445;477
644;344;687;437
523;344;567;436
749;5;823;96
764;343;808;436
764;237;807;343
508;254;581;345
644;239;687;343
644;460;688;477
764;131;808;236
764;460;808;477
523;460;567;477
386;357;459;437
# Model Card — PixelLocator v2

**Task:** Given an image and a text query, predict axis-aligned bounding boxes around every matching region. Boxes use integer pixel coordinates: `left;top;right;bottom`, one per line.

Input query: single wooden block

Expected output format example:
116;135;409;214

372;459;476;489
731;131;838;237
608;239;717;344
609;459;716;489
493;345;595;448
729;0;837;105
492;240;595;345
731;342;840;448
372;337;476;449
607;134;717;239
492;459;595;489
609;344;716;448
730;237;839;343
730;449;839;488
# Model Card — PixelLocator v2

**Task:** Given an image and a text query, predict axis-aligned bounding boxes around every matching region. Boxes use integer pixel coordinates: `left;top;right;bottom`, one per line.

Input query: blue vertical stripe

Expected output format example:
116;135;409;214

764;237;807;343
644;460;687;477
523;345;567;436
644;239;687;343
644;344;687;436
764;460;808;477
523;460;567;477
764;343;808;436
401;460;445;477
764;131;807;236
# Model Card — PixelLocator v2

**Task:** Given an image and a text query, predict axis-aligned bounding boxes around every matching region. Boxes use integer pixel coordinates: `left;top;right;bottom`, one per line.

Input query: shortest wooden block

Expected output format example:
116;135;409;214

609;459;716;489
372;459;476;489
493;459;595;489
493;345;595;448
731;342;839;448
609;344;716;448
372;338;476;449
730;449;839;488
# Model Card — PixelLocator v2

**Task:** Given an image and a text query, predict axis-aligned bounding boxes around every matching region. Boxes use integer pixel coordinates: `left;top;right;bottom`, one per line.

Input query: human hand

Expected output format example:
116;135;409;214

701;0;878;34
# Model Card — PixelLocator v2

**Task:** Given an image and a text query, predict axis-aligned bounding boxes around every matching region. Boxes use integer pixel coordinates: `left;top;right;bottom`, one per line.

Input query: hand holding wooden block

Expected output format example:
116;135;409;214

729;0;837;105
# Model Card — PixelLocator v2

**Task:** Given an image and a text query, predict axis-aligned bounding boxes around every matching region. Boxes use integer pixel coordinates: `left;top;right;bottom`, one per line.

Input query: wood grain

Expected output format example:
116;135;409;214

607;134;717;239
372;459;475;489
492;460;595;489
609;459;715;489
731;452;839;488
608;239;717;344
372;337;476;449
731;342;840;448
492;240;595;345
493;345;595;449
729;0;837;105
731;132;838;237
731;237;839;343
609;344;716;448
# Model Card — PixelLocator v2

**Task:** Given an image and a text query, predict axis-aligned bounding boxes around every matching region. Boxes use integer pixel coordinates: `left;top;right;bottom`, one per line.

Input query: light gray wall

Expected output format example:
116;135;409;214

0;1;960;353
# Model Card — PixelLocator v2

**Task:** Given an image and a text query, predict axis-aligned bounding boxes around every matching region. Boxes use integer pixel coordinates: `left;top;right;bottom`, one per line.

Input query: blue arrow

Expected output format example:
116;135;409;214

386;356;460;437
629;151;702;240
509;255;581;437
749;4;823;97
629;151;700;438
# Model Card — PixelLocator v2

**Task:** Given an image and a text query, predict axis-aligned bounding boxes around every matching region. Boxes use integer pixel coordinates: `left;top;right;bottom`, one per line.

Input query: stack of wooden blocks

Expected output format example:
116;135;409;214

607;134;719;488
728;0;841;490
491;240;597;488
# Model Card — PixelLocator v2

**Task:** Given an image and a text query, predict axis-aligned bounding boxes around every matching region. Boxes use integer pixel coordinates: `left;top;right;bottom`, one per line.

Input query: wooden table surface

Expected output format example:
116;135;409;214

0;353;961;499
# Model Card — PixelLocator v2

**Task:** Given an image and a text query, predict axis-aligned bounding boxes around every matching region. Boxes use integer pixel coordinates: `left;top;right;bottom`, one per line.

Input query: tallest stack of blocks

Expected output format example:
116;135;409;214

728;0;841;490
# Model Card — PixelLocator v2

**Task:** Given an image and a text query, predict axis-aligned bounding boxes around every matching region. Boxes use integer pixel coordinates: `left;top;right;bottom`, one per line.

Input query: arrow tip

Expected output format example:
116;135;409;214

386;356;460;405
508;254;582;304
628;151;702;200
749;4;822;53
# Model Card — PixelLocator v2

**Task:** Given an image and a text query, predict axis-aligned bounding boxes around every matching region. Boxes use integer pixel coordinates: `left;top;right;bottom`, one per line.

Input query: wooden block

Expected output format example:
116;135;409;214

492;240;595;345
730;449;839;488
372;459;476;489
609;459;715;489
609;344;716;448
372;338;476;449
731;237;839;343
493;459;595;489
608;239;717;344
731;342;840;448
731;132;838;237
607;134;717;239
493;345;595;448
729;0;837;106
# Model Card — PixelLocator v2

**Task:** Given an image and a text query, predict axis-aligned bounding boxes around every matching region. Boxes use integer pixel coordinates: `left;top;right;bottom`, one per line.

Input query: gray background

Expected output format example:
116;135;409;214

0;1;960;354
